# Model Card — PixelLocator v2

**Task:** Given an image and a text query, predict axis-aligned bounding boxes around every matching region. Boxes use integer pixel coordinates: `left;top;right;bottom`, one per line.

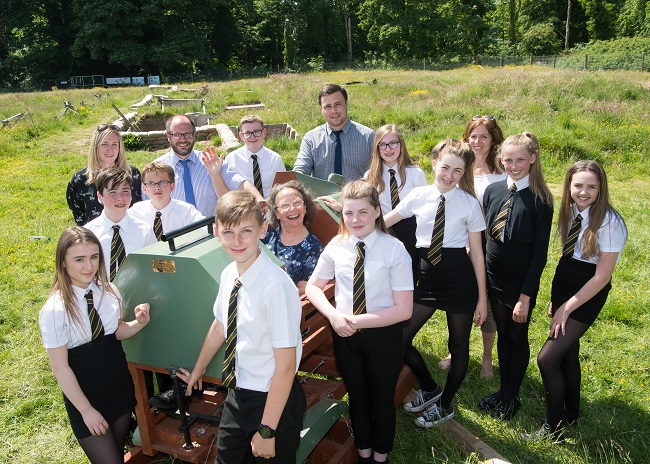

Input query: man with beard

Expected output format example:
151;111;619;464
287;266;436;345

153;114;262;217
293;83;375;181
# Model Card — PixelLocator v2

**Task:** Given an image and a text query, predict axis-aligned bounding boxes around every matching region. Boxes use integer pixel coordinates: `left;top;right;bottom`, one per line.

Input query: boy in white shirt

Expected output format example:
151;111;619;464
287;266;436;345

130;161;204;240
84;167;157;280
178;190;305;463
225;115;286;198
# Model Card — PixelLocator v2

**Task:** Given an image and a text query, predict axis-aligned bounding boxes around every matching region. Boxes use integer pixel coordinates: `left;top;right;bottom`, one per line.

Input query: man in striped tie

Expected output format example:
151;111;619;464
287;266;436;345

224;115;286;198
152;114;263;218
177;191;305;463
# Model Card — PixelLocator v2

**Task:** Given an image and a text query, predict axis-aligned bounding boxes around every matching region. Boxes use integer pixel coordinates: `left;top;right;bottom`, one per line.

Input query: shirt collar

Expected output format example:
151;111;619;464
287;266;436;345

429;184;458;202
247;146;264;157
508;174;530;191
171;150;198;166
99;211;131;231
349;228;379;250
326;118;351;135
572;203;590;221
383;163;399;175
72;281;99;298
237;248;270;289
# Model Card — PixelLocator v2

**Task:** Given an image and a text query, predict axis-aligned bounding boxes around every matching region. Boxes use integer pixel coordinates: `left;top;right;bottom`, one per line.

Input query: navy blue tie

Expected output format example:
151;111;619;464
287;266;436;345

333;130;343;175
179;159;196;206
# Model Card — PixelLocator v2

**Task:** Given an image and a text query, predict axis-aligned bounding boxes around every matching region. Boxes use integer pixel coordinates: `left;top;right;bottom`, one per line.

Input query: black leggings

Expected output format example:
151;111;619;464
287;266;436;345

537;318;590;429
402;303;474;409
77;411;132;464
492;301;531;402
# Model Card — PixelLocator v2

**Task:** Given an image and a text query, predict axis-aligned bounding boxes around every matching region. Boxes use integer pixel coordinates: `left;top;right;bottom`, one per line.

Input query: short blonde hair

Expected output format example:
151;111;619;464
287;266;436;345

215;191;264;228
142;161;175;183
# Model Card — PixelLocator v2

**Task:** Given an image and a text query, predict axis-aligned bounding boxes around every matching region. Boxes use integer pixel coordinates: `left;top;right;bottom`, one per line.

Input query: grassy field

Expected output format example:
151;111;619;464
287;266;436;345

0;67;649;463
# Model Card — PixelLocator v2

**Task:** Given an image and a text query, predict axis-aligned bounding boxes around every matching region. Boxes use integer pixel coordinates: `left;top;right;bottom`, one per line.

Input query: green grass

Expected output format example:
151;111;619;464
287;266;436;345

1;67;649;463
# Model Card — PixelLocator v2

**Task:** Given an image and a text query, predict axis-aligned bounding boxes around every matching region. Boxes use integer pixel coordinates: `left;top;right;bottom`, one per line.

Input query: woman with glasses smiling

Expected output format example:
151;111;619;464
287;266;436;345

67;124;142;225
263;180;323;294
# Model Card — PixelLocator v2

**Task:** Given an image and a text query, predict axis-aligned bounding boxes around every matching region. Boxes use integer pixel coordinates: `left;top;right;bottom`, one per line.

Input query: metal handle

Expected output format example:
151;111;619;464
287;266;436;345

161;216;215;252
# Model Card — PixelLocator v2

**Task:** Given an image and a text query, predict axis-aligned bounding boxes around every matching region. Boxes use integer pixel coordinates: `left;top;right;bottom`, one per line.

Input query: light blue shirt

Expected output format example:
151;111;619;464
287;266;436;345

293;119;375;181
153;149;245;217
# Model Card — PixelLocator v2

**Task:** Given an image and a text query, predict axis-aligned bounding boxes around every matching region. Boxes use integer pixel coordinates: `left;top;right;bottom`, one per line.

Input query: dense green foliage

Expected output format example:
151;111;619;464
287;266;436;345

1;0;649;87
0;68;649;463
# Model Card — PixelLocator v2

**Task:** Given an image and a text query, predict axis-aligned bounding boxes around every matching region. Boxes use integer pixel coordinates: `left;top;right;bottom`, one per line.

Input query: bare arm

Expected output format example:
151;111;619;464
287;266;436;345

240;180;265;201
177;319;226;394
115;303;150;340
352;290;413;329
305;275;357;337
251;347;296;459
47;346;109;435
468;231;488;326
201;147;231;198
384;210;404;228
550;252;618;337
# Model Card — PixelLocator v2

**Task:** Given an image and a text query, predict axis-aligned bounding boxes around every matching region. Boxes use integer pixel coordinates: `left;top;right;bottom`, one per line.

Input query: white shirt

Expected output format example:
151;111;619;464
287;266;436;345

567;205;627;264
225;145;286;197
84;212;157;277
129;199;204;237
312;230;413;315
213;250;302;392
474;172;507;204
364;164;428;214
153;150;246;217
40;282;121;349
395;185;486;249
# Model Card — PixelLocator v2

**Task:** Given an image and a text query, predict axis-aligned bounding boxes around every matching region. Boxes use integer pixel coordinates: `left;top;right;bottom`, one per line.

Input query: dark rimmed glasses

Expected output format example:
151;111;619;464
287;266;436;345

143;180;173;189
97;123;120;132
378;140;400;150
241;129;264;139
168;132;195;140
472;115;496;121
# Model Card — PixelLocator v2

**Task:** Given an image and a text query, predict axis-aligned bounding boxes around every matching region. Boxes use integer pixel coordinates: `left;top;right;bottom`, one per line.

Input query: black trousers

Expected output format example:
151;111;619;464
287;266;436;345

217;377;306;464
333;324;403;454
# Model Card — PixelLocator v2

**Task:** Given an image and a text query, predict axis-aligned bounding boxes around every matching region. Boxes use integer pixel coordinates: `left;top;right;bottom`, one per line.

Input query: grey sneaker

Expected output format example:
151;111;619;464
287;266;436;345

415;402;454;428
402;388;443;413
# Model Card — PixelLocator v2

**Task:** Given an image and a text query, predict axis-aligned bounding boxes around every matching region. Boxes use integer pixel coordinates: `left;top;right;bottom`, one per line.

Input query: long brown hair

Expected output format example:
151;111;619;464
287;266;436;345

431;138;477;199
87;125;129;184
462;117;504;174
339;180;388;238
366;124;414;194
500;132;553;205
558;160;627;259
51;227;118;331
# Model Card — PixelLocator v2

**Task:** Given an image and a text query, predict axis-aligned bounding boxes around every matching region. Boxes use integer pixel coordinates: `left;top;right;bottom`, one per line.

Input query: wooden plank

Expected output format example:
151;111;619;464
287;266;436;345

439;419;511;463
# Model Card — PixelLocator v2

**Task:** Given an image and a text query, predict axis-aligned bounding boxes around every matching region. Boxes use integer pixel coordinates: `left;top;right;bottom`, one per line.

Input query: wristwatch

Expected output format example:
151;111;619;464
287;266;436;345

258;423;276;439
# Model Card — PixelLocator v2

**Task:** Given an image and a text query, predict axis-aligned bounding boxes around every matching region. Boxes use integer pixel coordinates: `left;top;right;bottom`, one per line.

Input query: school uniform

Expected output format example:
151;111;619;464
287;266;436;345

395;185;486;312
365;164;427;282
84;211;157;277
312;230;413;453
225;145;286;197
551;205;626;324
128;199;204;238
214;250;305;464
483;176;553;310
39;283;134;439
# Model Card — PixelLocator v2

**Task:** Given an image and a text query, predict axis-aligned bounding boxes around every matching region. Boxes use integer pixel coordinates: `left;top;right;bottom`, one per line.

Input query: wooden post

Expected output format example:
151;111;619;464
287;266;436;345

529;54;533;65
500;56;503;67
553;55;557;68
642;52;645;72
584;54;588;71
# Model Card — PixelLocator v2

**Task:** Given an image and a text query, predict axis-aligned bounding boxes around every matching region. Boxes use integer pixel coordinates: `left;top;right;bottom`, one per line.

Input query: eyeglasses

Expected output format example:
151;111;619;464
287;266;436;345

377;140;400;150
143;180;172;189
241;129;264;139
472;115;496;121
276;199;305;212
168;132;195;140
97;124;120;132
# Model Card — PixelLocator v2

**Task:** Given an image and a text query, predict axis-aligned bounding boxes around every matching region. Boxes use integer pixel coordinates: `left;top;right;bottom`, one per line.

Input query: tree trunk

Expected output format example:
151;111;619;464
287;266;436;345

509;0;516;45
565;0;572;50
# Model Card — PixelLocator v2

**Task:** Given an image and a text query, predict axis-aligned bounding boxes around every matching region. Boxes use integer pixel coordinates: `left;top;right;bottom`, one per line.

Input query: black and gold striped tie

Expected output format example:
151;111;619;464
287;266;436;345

222;279;242;389
110;225;126;281
427;195;445;265
251;154;263;195
491;183;518;241
389;169;400;209
85;290;105;340
562;214;583;257
353;242;367;315
153;211;163;241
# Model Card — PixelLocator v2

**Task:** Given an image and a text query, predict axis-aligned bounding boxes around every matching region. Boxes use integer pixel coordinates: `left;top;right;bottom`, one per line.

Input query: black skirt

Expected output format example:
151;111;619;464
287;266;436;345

551;256;612;325
486;239;538;309
64;333;136;439
415;247;478;314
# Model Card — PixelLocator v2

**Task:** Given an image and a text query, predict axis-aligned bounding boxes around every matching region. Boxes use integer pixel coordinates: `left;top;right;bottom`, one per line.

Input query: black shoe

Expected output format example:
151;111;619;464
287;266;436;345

478;393;502;412
523;421;565;442
492;397;521;420
149;388;189;410
357;456;372;464
538;412;579;428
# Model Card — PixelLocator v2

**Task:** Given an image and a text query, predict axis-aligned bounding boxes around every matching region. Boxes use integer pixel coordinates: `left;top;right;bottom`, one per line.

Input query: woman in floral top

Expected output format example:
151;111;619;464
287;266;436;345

263;180;323;294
